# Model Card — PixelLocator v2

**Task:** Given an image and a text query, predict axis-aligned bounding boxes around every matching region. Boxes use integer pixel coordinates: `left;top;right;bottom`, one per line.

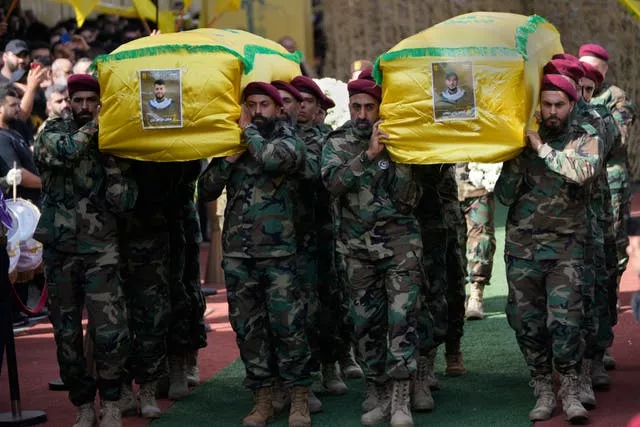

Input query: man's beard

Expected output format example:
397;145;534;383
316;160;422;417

353;118;373;139
74;110;94;126
447;87;458;93
6;61;20;72
155;96;165;102
541;114;568;136
252;114;277;135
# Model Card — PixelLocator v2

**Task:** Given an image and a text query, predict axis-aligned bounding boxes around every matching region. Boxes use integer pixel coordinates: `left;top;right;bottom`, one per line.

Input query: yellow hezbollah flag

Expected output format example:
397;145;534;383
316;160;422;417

65;0;99;27
620;0;640;19
374;12;563;165
94;28;302;162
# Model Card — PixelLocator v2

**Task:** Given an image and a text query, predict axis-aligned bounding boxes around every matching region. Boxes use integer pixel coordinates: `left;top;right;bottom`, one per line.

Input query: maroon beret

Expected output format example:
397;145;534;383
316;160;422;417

541;74;578;102
347;67;382;102
542;59;584;83
320;95;335;111
580;61;604;85
67;74;100;97
578;43;609;62
243;82;284;107
271;80;303;102
551;53;579;62
290;76;325;101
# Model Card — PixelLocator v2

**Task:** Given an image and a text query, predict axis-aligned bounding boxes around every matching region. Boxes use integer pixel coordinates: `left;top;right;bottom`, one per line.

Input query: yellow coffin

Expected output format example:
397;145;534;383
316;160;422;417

93;28;301;162
373;13;563;164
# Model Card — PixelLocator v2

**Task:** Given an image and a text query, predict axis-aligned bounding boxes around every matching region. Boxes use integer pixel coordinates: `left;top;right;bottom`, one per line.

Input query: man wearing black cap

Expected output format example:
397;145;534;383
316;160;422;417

35;74;136;427
0;39;30;86
199;82;312;427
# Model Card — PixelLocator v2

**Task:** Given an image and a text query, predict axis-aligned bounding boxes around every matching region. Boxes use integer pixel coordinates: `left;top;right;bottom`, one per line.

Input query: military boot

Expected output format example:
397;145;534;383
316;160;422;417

578;359;596;409
603;349;616;370
288;386;311;427
322;362;348;395
559;373;589;424
99;401;122;427
425;348;439;390
73;402;97;427
465;282;485;320
272;380;290;414
243;387;274;427
307;390;323;414
361;382;391;426
168;354;189;400
591;357;612;390
361;381;379;413
528;374;555;421
139;381;161;419
339;348;363;379
186;350;199;387
391;379;413;427
444;339;467;376
411;356;434;412
118;382;138;417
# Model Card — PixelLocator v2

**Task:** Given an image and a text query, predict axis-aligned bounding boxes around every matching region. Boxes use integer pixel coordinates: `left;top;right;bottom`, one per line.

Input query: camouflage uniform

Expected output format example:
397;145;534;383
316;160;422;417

35;118;137;405
198;119;311;389
321;120;422;383
439;167;467;345
414;165;448;353
455;163;496;286
590;83;637;282
167;161;207;354
298;124;350;366
572;100;619;362
495;122;603;376
120;161;179;384
414;165;466;353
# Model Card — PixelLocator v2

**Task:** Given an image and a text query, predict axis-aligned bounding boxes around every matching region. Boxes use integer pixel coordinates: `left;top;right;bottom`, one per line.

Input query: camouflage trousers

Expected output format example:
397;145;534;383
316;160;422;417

222;255;311;389
307;232;351;364
167;209;207;354
505;256;585;375
607;167;631;278
446;217;467;343
339;251;421;383
460;194;496;285
45;247;129;406
583;235;614;360
120;208;171;384
417;228;446;353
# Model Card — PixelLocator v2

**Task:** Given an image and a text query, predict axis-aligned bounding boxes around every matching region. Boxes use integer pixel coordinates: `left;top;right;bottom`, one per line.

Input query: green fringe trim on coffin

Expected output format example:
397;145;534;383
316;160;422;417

514;15;548;60
90;44;302;75
372;46;520;84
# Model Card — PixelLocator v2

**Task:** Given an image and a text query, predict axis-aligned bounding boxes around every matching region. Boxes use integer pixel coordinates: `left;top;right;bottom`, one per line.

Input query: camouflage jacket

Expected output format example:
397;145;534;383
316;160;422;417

495;122;603;260
295;124;324;250
34;118;137;254
198;119;304;258
321;120;422;260
455;163;489;200
591;83;637;171
573;99;619;239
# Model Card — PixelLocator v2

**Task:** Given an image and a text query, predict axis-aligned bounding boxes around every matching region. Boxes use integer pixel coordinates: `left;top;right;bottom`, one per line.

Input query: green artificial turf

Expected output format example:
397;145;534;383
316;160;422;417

153;203;535;427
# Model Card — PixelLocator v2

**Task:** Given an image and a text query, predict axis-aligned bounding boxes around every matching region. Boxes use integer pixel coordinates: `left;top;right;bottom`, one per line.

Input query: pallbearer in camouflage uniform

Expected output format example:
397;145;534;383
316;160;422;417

322;71;422;427
579;44;637;370
164;160;207;400
455;163;497;320
495;68;603;424
198;82;312;427
35;74;136;427
439;167;468;376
